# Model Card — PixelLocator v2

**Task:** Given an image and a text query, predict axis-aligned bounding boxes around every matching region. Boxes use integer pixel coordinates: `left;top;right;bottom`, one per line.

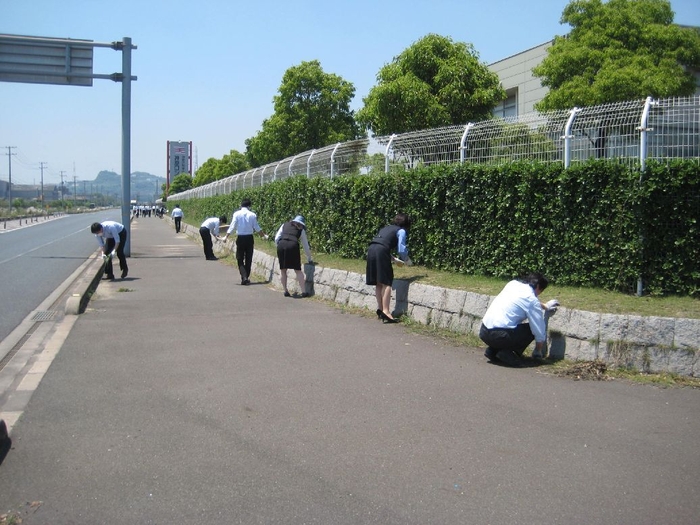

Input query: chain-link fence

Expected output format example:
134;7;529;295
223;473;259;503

169;95;700;201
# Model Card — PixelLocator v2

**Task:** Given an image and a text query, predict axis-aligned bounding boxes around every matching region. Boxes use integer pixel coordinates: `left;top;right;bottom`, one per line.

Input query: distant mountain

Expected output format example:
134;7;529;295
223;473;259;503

94;170;166;203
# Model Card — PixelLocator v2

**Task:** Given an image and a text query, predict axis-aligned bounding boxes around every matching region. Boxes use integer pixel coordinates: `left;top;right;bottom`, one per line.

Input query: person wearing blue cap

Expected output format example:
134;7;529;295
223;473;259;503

274;215;313;297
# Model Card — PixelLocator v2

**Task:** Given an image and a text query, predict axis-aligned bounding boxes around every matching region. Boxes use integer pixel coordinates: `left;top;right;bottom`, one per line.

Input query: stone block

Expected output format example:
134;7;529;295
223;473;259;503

411;305;431;325
555;308;600;340
443;289;467;315
674;318;700;350
462;292;490;318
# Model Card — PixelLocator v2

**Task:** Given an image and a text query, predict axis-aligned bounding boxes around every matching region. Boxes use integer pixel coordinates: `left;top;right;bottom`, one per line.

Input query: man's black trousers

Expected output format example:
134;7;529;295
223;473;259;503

105;229;128;278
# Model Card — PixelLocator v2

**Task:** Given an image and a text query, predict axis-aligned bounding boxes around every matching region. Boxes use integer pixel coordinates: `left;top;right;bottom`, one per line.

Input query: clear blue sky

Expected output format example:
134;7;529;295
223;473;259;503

1;0;698;186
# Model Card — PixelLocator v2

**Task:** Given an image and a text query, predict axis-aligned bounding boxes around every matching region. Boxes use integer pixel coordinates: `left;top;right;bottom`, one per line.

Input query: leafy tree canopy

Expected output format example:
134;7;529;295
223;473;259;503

533;0;700;111
169;173;193;195
193;158;218;187
193;150;249;187
356;34;506;136
245;60;360;167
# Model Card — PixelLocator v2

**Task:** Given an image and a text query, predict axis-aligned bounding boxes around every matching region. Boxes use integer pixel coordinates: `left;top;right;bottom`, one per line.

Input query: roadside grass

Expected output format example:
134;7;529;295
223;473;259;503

247;239;700;319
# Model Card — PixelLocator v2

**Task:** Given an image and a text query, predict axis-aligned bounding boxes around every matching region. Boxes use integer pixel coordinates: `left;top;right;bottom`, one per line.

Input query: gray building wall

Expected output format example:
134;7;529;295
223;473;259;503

488;40;552;117
488;34;700;118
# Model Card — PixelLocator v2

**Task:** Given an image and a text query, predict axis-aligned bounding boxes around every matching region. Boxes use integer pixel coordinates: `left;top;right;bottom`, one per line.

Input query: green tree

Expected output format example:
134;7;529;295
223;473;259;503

169;173;193;195
193;158;218;187
193;150;249;187
533;0;700;111
356;34;506;136
245;60;360;167
215;150;249;179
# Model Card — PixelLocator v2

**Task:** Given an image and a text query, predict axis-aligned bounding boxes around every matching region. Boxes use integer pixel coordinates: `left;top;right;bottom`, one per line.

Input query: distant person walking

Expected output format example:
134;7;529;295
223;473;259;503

366;213;411;323
274;215;313;297
90;221;128;280
171;204;183;233
222;199;268;285
199;215;227;261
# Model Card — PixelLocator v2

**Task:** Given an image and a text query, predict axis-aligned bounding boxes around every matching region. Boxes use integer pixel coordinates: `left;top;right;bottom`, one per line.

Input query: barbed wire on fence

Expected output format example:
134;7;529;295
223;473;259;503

168;95;700;202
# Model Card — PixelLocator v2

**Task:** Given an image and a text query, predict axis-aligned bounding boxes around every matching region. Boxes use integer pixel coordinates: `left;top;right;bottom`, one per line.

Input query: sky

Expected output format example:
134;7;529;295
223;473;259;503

1;0;698;187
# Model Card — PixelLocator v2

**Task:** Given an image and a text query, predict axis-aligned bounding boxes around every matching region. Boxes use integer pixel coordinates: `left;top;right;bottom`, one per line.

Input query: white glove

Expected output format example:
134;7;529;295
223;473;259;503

545;299;560;312
404;256;413;267
264;234;269;240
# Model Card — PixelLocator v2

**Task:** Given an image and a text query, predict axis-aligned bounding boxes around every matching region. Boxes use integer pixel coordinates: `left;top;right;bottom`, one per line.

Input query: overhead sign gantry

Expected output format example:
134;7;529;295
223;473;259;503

0;33;137;255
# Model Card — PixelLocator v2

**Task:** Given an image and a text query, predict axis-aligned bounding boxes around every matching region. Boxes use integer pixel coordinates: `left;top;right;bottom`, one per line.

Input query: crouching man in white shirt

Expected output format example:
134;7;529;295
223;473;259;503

479;272;558;367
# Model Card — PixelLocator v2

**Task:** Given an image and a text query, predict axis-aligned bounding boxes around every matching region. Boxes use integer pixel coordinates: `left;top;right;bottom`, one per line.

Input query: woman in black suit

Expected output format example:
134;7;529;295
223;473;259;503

365;213;411;323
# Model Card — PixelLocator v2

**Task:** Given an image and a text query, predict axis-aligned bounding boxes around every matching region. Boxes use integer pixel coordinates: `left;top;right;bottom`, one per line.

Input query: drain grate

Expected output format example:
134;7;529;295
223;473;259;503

32;310;58;322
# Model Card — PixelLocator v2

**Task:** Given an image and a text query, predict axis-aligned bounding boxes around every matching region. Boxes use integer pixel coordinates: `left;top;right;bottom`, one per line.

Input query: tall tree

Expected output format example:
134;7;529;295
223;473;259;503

356;34;506;136
245;60;360;167
533;0;700;111
169;173;193;195
215;150;249;180
193;150;249;187
193;158;218;187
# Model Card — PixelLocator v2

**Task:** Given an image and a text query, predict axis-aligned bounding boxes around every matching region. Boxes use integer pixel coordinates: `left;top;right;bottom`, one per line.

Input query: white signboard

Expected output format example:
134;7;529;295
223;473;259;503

168;141;190;178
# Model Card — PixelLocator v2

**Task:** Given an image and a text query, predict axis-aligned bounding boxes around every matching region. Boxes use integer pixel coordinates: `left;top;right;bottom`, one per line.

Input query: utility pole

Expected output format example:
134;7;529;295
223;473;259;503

4;146;16;215
39;162;47;212
73;162;77;205
59;170;65;209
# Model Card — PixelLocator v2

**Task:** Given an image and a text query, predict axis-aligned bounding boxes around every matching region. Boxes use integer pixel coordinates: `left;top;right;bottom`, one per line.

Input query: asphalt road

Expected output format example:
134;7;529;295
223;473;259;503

0;210;120;342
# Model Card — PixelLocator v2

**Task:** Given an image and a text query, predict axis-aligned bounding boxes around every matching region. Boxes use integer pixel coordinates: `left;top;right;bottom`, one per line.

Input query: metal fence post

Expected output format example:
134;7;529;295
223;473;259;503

330;143;340;178
307;150;315;178
635;96;657;296
384;134;396;173
563;107;581;168
289;155;299;178
638;96;655;172
459;123;473;163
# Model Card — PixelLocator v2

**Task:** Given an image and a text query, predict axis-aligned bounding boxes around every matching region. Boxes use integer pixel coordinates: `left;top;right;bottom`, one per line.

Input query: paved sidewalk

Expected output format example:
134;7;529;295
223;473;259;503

1;216;699;524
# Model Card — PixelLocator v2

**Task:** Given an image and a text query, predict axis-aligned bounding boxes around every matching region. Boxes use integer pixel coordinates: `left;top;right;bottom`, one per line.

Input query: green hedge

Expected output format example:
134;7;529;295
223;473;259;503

175;159;699;296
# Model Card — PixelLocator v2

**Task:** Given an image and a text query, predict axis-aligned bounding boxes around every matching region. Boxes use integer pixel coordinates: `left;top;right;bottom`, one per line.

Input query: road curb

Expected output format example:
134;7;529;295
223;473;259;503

65;254;106;315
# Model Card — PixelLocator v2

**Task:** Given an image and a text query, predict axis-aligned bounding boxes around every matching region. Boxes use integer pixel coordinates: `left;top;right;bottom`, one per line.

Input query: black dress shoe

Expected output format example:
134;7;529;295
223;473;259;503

495;350;525;368
284;291;291;297
103;275;115;280
484;347;498;361
301;292;309;298
379;311;399;323
121;269;128;279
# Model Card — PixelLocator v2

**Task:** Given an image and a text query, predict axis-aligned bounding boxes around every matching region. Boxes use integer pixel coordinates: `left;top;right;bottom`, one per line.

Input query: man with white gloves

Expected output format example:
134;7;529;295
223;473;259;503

91;221;128;280
479;272;558;367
